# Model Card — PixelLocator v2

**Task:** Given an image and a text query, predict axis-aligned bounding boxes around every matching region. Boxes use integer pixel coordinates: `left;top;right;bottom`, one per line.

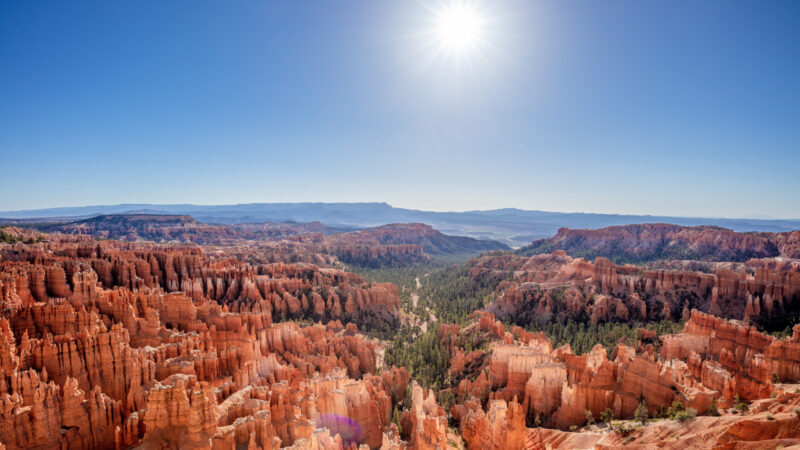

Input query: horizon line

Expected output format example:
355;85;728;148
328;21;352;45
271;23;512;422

1;201;799;222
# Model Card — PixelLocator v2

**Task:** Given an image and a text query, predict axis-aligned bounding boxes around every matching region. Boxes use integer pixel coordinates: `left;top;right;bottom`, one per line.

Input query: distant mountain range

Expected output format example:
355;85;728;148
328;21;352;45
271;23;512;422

2;202;799;247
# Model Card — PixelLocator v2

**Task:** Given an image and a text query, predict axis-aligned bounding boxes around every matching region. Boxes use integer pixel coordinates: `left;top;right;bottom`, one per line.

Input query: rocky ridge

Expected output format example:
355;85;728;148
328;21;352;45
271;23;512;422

519;223;800;263
11;218;508;267
477;251;800;331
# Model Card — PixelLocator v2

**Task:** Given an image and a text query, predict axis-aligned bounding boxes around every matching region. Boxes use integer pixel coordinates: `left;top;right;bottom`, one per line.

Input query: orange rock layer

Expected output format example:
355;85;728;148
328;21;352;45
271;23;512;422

480;251;800;328
446;312;800;448
0;239;406;449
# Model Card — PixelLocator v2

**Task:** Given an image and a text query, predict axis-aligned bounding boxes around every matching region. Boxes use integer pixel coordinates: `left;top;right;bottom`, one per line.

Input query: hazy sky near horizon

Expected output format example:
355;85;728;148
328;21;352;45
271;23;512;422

1;1;799;218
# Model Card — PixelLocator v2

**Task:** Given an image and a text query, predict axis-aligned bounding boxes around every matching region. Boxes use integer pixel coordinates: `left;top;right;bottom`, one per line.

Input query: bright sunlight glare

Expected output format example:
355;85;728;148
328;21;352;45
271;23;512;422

435;2;485;53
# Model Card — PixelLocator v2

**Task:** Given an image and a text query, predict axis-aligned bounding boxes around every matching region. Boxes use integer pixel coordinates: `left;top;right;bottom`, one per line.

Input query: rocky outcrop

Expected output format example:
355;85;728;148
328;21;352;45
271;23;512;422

662;310;800;401
480;251;800;330
459;397;526;449
527;392;800;449
0;237;407;449
34;217;508;266
403;382;449;450
444;311;800;445
4;230;800;449
519;223;794;262
0;240;402;330
139;374;218;449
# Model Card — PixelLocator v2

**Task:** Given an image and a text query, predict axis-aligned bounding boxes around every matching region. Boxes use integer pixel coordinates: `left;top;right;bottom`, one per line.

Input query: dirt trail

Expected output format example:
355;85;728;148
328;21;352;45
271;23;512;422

406;274;435;333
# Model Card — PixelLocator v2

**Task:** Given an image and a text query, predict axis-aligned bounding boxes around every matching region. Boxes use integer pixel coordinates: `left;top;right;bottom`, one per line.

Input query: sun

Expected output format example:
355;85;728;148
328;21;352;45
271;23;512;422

408;0;496;76
434;2;486;55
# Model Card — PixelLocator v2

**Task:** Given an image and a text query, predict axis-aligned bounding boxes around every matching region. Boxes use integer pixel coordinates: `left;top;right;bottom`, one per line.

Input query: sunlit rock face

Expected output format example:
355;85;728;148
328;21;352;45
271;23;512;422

442;312;800;449
0;235;406;449
520;223;800;261
0;237;402;330
478;250;800;329
403;381;449;450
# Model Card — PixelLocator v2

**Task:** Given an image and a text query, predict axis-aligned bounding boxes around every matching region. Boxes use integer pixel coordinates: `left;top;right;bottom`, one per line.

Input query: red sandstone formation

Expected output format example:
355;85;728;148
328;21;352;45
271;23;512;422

774;230;800;259
438;311;800;449
3;229;799;449
520;223;799;262
401;382;450;450
39;215;336;245
210;222;506;267
478;251;800;328
459;397;526;449
526;393;800;450
661;311;800;400
28;219;507;267
0;239;401;329
0;236;406;449
0;227;45;243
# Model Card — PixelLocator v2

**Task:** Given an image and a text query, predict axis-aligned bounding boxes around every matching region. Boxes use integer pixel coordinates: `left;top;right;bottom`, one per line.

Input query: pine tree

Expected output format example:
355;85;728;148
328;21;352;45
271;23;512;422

634;401;648;424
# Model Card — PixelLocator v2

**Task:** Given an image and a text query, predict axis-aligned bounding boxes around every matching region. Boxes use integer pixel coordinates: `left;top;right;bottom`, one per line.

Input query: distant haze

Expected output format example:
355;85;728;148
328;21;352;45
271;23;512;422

2;202;798;247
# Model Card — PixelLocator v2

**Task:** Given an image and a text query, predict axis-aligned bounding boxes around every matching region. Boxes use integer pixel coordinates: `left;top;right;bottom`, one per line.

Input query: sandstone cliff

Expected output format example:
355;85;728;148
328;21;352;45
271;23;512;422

518;223;797;262
479;251;800;330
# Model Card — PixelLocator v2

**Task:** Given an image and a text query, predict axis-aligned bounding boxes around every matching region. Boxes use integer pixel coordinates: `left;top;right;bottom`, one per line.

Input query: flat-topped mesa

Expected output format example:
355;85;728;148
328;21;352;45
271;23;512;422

322;223;509;257
42;214;237;244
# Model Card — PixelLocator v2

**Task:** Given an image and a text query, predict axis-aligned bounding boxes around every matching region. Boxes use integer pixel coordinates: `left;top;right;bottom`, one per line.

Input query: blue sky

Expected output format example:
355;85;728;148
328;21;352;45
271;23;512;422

1;1;798;218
